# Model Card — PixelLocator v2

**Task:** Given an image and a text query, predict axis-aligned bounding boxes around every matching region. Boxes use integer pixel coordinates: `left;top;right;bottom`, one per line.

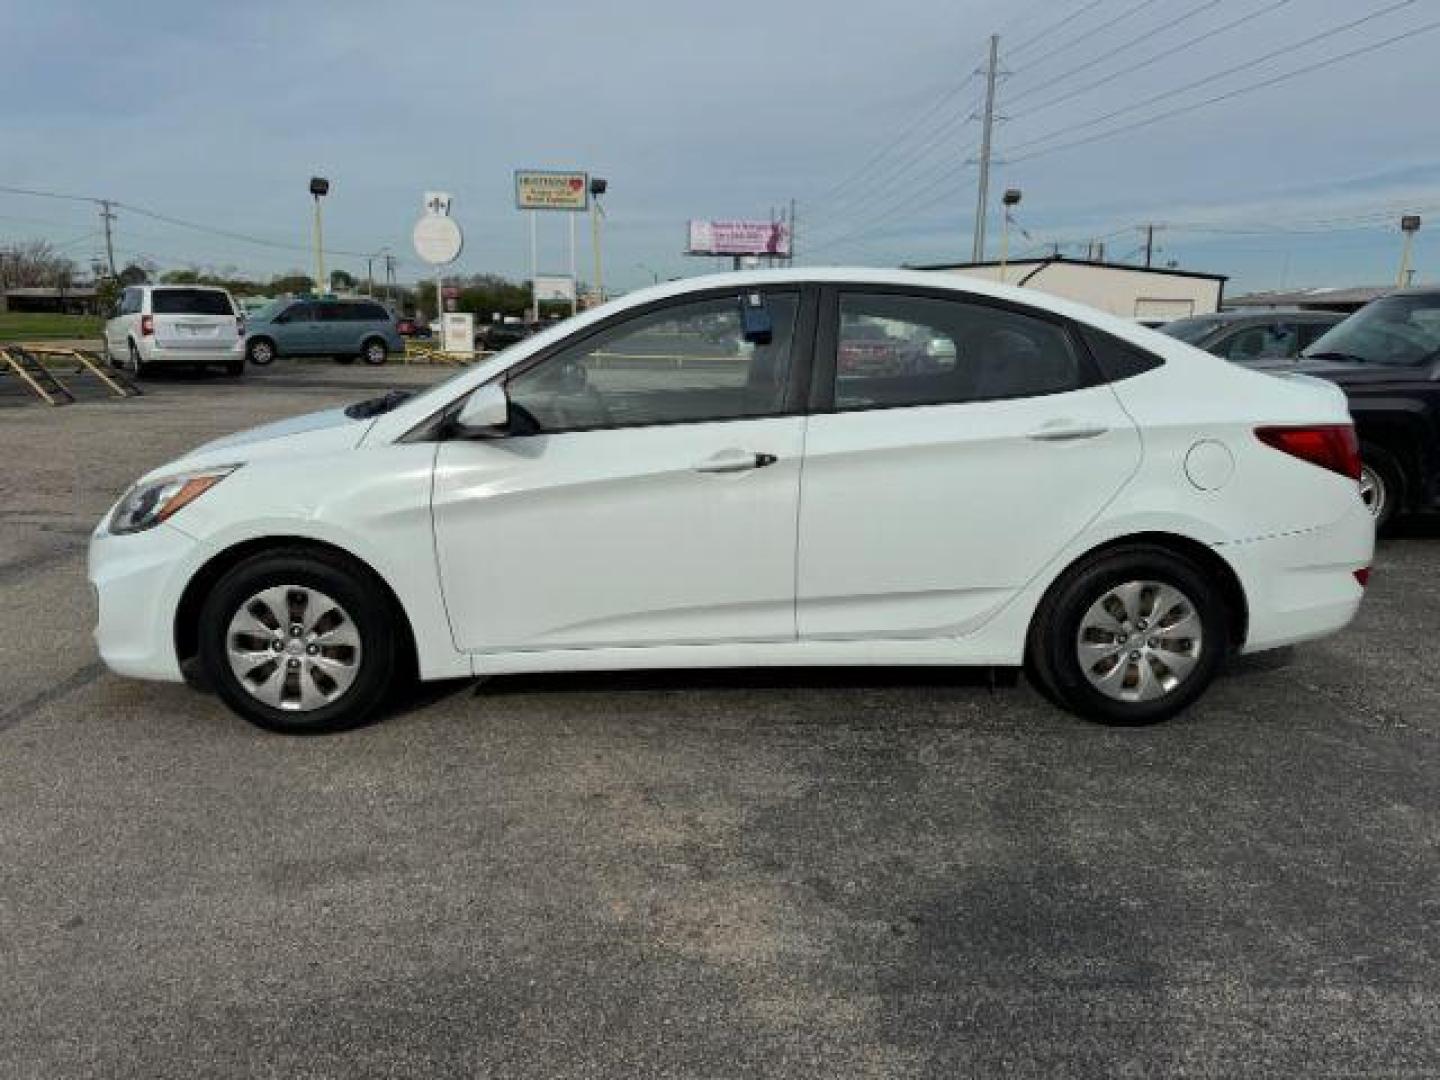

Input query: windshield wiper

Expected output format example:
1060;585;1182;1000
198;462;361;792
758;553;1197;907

344;389;414;419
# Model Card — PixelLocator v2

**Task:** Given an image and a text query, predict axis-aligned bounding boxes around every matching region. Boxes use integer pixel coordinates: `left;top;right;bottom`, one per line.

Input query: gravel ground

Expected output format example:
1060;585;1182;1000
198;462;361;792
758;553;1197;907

2;363;1438;1078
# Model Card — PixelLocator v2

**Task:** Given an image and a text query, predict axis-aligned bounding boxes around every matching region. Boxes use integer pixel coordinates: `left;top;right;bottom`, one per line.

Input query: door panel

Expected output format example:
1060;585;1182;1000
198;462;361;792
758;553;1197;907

797;288;1142;640
433;418;805;651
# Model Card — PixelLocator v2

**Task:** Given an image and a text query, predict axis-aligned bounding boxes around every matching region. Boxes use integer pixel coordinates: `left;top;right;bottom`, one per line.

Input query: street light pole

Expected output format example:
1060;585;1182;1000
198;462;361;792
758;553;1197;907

999;188;1022;284
589;177;608;305
1399;215;1422;288
309;176;330;294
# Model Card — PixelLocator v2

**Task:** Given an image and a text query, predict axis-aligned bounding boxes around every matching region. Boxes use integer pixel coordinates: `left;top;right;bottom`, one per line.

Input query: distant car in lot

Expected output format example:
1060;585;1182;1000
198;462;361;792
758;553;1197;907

243;297;404;367
1159;309;1346;364
104;285;245;377
476;321;535;351
89;268;1372;734
1280;288;1440;528
395;315;431;338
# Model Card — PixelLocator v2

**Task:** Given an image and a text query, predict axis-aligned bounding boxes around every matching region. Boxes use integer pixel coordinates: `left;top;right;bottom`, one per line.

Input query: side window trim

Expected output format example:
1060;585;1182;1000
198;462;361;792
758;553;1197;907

808;283;1103;414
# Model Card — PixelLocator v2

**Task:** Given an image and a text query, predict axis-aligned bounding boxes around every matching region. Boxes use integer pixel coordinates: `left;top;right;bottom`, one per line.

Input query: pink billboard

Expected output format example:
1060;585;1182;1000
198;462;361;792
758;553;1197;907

687;219;792;257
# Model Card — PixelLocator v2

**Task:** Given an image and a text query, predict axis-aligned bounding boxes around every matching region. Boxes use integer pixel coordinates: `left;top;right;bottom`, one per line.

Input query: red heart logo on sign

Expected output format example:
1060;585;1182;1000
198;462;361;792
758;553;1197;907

569;177;583;191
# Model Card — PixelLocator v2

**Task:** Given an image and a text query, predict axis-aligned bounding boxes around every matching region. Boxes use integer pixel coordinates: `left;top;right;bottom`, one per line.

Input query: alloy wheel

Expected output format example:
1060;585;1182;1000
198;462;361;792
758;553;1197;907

1075;580;1203;703
225;584;362;711
1359;463;1386;520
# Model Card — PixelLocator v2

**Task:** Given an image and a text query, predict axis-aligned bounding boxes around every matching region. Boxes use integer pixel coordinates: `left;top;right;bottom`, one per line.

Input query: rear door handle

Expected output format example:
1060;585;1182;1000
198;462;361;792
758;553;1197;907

1026;422;1109;442
694;451;777;473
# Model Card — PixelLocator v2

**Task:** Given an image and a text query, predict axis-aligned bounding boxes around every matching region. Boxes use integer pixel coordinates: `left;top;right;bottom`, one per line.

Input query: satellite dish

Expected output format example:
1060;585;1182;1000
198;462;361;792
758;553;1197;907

413;215;463;266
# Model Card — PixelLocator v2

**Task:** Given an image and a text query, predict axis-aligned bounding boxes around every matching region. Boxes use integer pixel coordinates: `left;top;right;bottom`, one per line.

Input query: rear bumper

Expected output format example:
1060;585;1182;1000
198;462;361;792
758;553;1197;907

1219;496;1375;653
139;338;245;365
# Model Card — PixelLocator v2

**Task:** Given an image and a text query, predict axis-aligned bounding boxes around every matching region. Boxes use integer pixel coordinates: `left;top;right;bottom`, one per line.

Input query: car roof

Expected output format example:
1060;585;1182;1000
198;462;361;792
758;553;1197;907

1185;308;1343;323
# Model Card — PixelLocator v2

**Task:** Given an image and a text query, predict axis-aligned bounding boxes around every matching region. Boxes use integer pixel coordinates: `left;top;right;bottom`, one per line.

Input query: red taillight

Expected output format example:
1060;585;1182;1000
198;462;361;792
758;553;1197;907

1354;568;1371;588
140;314;154;337
1255;424;1361;481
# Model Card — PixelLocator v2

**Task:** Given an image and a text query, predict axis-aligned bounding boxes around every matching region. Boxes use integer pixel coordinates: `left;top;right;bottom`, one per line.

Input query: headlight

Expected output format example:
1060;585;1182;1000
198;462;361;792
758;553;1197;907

108;465;239;535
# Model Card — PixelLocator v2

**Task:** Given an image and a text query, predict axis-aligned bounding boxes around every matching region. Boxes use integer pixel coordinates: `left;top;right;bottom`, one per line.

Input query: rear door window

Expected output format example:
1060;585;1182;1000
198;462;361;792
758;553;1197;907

151;289;234;316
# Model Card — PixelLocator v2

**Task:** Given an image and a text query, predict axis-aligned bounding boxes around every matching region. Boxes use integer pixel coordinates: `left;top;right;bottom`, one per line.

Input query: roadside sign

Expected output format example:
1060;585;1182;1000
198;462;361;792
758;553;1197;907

442;311;474;354
424;191;453;216
533;274;576;303
515;170;589;211
413;215;463;265
687;219;791;257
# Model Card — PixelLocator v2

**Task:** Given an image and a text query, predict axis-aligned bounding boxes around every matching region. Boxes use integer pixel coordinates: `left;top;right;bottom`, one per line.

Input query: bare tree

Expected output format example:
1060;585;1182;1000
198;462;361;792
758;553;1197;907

0;239;79;289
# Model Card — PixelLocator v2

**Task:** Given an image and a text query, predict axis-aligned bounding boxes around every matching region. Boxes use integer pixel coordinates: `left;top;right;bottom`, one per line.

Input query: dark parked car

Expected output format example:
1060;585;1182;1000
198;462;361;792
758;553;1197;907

1160;309;1347;364
476;322;536;351
1280;289;1440;527
395;315;432;338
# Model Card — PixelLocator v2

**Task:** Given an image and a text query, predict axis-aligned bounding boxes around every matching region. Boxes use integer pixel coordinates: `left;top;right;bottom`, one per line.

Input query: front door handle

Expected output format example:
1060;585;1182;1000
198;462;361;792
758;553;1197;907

1026;421;1109;442
694;451;777;473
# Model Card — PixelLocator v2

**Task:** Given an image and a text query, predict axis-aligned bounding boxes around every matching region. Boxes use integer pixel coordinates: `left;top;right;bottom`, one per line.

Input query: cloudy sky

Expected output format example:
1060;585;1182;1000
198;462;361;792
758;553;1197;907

3;0;1437;294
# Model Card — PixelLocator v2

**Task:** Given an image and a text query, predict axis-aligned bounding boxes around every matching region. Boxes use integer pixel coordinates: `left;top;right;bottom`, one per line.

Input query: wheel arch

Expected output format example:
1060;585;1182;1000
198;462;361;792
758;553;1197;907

174;535;419;677
1028;530;1249;653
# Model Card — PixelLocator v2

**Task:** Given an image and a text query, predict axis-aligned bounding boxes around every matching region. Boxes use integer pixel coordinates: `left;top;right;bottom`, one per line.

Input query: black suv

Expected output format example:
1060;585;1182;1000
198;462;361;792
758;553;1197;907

1288;289;1440;528
1161;308;1346;364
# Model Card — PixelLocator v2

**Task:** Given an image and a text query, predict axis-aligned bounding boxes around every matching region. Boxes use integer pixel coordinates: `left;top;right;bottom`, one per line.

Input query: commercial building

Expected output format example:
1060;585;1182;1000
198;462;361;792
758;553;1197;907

910;256;1226;320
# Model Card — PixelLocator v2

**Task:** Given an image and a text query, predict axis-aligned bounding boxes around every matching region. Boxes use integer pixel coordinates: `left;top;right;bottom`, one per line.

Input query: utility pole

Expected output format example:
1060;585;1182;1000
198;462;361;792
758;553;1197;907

366;254;375;296
1143;223;1157;268
99;200;117;278
972;34;1000;263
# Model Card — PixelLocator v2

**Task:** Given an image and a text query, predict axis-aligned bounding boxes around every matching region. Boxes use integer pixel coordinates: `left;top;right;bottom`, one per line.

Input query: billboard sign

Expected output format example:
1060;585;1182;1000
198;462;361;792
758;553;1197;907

533;274;577;303
687;219;791;257
515;170;589;211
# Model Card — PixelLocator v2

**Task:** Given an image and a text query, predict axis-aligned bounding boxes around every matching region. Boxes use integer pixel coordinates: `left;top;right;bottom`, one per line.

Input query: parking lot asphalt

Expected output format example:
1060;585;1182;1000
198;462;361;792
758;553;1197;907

3;362;1439;1078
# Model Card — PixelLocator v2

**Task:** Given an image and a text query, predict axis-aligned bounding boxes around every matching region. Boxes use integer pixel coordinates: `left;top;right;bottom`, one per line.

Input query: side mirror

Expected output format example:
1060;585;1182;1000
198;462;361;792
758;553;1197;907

740;292;772;345
453;382;510;437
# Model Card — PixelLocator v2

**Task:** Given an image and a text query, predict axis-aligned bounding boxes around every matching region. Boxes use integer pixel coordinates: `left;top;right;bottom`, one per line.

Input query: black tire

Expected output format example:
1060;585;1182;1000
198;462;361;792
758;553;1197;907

197;548;400;734
1026;544;1228;726
1359;442;1404;533
361;337;388;366
127;340;151;378
246;337;277;366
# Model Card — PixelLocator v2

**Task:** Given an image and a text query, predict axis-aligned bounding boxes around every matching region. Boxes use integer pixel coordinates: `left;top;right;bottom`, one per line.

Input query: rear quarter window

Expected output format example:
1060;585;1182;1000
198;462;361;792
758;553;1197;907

151;289;234;316
1079;326;1166;382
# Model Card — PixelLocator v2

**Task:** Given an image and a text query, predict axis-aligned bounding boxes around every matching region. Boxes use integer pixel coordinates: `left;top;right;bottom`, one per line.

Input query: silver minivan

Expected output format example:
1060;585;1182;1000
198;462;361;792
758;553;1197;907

104;285;245;377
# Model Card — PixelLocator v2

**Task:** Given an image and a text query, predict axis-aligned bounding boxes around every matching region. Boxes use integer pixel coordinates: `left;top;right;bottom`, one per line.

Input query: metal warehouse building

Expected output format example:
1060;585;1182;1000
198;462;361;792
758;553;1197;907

911;256;1227;321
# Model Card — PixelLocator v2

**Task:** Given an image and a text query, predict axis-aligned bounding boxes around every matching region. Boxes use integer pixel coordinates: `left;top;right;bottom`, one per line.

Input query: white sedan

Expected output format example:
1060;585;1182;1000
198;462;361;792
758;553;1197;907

88;269;1373;732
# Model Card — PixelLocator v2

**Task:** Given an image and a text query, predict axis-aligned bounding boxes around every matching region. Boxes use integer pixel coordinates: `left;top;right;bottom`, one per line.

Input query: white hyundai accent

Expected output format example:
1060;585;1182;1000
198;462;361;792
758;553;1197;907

88;269;1373;733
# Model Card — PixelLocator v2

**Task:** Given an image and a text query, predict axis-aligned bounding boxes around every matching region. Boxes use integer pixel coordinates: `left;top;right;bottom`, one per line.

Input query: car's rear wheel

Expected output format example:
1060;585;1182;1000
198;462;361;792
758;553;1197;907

246;338;276;366
198;550;399;734
127;341;151;378
1359;443;1403;531
361;338;388;366
1027;545;1227;726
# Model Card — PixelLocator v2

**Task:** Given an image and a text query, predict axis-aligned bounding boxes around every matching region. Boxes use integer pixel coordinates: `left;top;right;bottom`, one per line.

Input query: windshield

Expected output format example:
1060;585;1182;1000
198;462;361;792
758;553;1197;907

249;298;289;322
1159;317;1224;344
1305;295;1440;366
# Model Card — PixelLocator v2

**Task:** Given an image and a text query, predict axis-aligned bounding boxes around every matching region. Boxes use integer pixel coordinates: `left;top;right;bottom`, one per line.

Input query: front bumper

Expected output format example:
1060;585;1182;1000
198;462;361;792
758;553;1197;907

88;520;198;681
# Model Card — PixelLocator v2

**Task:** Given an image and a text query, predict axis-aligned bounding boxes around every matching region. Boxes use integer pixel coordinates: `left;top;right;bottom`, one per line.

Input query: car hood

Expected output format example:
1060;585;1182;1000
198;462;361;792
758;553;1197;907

146;407;369;479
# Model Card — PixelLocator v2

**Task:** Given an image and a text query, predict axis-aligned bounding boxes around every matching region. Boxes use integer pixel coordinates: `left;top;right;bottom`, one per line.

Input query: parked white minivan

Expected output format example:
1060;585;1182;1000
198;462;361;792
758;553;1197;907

89;269;1373;733
104;284;245;376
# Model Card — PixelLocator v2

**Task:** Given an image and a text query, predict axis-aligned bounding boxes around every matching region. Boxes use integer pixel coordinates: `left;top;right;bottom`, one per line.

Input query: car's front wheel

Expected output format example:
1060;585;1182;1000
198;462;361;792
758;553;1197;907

1359;443;1403;531
198;549;399;733
1027;545;1227;726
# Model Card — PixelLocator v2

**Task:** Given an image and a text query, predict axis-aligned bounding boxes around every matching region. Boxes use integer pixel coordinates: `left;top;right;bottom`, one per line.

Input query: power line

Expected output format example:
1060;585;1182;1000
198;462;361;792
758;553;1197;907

1009;0;1291;120
1009;14;1440;163
1009;0;1418;153
809;66;984;217
1009;0;1109;59
1005;0;1226;110
1012;0;1165;75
